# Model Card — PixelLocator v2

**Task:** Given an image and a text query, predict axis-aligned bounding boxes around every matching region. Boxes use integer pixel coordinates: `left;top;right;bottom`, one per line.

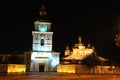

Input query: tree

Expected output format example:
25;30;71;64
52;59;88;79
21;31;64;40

115;17;120;47
81;53;99;68
0;56;2;63
115;33;120;47
6;55;24;64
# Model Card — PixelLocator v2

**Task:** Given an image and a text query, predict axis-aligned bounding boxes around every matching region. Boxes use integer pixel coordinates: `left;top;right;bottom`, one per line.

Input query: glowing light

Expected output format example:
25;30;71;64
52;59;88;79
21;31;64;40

34;21;51;32
112;66;115;69
51;59;59;67
7;64;26;73
64;46;70;56
39;24;47;32
57;64;75;73
0;64;26;73
64;36;94;60
31;52;53;60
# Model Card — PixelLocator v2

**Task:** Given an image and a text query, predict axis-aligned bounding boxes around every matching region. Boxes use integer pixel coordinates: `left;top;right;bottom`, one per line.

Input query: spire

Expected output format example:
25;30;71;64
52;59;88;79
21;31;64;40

64;46;70;56
66;46;69;50
74;44;78;48
39;5;47;21
78;36;82;43
87;44;91;47
87;40;91;48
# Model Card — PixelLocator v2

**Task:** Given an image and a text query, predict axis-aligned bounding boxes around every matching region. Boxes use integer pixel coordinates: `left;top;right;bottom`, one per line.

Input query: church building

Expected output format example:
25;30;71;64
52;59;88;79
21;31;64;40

25;5;60;72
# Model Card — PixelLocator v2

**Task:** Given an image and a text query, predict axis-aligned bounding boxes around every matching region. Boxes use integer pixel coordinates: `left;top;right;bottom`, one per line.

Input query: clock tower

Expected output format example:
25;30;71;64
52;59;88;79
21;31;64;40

32;5;53;52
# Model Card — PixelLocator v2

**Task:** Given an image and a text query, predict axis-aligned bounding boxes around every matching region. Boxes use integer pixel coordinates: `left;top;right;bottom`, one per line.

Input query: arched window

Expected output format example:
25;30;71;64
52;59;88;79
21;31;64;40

41;39;44;46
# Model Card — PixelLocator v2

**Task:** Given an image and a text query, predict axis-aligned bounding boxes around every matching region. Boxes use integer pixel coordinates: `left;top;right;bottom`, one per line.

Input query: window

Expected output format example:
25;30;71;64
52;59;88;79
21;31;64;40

41;39;44;46
39;24;47;32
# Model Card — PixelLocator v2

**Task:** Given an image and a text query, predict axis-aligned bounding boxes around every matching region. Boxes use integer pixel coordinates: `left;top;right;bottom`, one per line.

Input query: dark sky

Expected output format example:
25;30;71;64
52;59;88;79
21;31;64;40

0;1;120;61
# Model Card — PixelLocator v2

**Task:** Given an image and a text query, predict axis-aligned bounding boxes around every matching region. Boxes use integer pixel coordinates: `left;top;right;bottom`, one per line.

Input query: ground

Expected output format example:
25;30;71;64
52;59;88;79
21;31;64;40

0;72;120;80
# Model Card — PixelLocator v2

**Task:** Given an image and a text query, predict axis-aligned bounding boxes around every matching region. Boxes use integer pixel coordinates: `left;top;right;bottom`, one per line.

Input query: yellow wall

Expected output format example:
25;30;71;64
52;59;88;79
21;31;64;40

57;64;75;73
57;64;120;74
0;64;26;73
7;64;26;73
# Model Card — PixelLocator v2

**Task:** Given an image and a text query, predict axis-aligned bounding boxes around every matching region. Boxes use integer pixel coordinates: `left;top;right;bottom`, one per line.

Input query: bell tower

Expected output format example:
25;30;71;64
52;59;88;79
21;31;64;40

32;5;53;52
30;5;60;72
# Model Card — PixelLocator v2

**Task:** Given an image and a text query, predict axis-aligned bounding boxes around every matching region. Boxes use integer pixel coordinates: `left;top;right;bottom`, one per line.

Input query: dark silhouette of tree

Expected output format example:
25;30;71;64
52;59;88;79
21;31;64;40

6;56;24;64
81;53;99;68
115;33;120;47
0;56;2;63
115;17;120;47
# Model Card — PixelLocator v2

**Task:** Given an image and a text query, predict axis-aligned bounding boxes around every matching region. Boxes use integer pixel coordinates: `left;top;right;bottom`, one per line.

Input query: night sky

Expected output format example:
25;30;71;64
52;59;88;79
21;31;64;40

0;1;120;61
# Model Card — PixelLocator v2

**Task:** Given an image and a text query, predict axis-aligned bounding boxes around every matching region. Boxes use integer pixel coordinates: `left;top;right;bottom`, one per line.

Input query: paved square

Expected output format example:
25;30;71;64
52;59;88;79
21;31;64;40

0;72;120;80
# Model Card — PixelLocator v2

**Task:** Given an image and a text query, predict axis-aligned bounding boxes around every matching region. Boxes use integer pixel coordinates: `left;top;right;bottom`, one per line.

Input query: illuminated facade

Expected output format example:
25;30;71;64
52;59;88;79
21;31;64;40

63;36;94;60
0;64;26;73
30;5;60;72
57;36;114;74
